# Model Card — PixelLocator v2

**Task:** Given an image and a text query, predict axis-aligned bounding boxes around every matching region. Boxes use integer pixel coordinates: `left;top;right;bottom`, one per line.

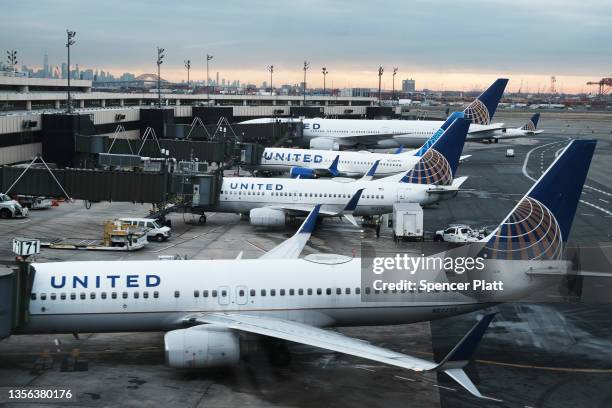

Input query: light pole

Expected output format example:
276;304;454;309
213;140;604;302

156;47;165;108
66;30;76;113
303;61;309;103
377;66;384;105
184;59;191;89
206;54;213;101
6;50;17;74
267;65;274;95
321;67;328;95
392;67;398;104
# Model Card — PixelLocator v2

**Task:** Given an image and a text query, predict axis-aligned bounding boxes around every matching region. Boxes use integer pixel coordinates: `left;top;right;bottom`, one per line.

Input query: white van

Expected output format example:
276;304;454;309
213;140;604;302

119;218;171;242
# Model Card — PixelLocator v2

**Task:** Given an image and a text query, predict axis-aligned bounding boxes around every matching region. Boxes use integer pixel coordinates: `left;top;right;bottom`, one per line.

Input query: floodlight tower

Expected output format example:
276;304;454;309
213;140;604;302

322;67;328;95
303;61;310;103
66;30;76;113
377;66;384;104
184;59;191;89
156;47;165;108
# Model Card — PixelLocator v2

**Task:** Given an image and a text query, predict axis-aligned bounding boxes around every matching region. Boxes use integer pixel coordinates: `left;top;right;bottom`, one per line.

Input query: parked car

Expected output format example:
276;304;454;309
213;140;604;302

0;193;29;219
119;218;172;242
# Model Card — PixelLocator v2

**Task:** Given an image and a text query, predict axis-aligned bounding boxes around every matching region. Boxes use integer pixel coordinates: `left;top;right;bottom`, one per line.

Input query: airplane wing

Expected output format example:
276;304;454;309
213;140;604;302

426;176;469;196
268;189;364;227
189;312;498;400
259;205;321;260
464;123;505;141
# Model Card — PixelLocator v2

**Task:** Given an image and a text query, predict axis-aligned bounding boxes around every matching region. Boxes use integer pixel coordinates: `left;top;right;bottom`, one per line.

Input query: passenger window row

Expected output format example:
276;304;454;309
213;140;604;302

31;291;160;301
221;191;384;200
192;287;363;298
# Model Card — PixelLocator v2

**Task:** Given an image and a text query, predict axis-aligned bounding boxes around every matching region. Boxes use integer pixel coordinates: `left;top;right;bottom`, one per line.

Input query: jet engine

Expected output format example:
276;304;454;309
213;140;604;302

289;167;316;179
164;325;240;368
375;139;401;148
309;137;339;151
249;207;286;227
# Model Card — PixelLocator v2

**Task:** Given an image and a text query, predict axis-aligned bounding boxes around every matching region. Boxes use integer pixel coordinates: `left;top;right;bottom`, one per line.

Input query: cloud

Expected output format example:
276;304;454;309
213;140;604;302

2;0;610;91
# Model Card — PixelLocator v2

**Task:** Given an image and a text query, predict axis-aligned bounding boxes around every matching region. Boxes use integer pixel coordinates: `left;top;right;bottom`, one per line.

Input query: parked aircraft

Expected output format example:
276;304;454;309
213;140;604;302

255;112;468;179
218;117;470;227
17;138;596;400
490;113;542;140
240;78;508;149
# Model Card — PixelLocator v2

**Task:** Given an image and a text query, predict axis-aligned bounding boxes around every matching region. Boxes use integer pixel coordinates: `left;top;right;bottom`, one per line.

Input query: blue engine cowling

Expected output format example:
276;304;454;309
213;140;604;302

289;167;316;179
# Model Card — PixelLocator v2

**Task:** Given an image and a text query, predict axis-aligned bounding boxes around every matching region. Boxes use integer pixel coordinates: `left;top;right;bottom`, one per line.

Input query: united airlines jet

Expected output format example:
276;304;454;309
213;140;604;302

217;117;469;227
15;138;596;400
255;112;466;178
490;113;543;140
241;78;508;149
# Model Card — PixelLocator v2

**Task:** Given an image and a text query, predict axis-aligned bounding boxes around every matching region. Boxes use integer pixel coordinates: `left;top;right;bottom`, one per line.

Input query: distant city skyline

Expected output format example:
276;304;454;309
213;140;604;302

2;0;611;93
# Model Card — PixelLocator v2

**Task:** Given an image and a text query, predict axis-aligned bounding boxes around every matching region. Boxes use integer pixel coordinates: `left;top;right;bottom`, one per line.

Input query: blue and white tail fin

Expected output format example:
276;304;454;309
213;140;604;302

400;117;469;185
520;113;540;131
463;78;508;125
394;145;404;154
479;139;596;260
413;111;464;157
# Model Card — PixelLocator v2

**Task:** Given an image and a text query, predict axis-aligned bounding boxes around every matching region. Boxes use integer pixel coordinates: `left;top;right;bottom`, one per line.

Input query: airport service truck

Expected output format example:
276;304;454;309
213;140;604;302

382;203;424;241
433;224;485;243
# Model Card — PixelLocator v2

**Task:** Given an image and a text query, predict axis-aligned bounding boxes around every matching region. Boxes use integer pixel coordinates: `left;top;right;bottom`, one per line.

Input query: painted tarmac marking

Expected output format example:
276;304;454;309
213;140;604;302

585;185;612;197
579;200;612;216
394;375;416;382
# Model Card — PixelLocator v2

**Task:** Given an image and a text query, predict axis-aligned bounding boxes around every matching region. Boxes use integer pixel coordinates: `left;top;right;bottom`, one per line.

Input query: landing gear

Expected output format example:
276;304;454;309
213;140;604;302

198;214;207;225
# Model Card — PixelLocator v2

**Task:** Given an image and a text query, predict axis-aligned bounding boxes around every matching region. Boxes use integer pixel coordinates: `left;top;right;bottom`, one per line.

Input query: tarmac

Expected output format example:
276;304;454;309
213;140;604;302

0;110;611;407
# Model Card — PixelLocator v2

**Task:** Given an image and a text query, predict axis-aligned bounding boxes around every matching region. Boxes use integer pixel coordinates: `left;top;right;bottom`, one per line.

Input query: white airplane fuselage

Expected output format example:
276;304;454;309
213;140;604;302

302;118;502;148
18;258;549;335
257;147;419;176
217;176;452;216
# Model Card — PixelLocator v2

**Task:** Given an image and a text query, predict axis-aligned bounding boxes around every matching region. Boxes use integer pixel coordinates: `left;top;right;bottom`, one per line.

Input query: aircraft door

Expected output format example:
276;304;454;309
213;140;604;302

236;285;248;305
218;286;230;305
397;188;411;201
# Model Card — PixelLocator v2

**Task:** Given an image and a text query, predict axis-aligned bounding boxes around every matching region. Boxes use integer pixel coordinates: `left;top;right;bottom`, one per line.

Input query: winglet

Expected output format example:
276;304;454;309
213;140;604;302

394;145;404;154
259;205;322;260
297;204;321;234
361;161;380;181
436;313;496;367
432;313;498;400
328;155;340;177
343;188;365;212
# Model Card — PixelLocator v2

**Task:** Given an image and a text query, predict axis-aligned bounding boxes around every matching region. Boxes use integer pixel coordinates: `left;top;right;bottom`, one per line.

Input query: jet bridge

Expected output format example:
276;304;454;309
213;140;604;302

0;262;33;339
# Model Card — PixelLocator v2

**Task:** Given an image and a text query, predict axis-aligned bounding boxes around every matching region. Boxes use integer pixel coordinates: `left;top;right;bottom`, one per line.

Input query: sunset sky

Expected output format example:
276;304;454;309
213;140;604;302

3;0;611;93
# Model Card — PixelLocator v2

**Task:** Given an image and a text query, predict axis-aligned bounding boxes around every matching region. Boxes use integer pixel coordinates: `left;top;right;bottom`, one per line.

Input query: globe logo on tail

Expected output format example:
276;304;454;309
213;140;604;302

463;99;491;125
480;197;563;260
402;149;453;186
521;120;537;131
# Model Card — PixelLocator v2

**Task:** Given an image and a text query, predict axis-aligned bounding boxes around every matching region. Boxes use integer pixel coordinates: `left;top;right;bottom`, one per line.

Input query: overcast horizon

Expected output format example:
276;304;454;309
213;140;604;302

2;0;611;93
